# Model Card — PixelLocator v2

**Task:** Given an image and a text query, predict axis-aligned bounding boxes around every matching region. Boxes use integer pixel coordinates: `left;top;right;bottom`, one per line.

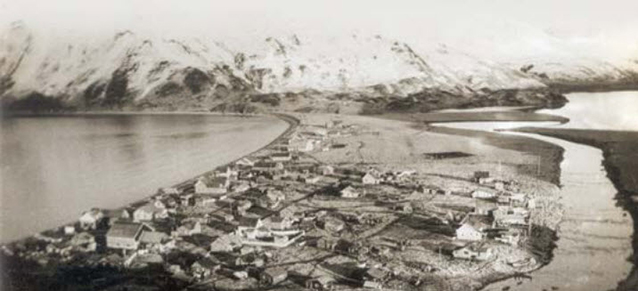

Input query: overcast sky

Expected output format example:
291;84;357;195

1;0;637;55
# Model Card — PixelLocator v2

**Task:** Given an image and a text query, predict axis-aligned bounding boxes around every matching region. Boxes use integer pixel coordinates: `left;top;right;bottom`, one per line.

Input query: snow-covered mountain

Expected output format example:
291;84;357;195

1;21;636;112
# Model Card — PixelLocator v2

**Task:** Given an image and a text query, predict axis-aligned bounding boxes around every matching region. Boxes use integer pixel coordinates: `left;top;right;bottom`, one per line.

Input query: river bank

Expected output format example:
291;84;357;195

512;127;638;291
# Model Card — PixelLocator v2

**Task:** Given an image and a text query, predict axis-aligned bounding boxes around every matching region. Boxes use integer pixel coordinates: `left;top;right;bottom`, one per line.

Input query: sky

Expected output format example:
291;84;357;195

1;0;637;58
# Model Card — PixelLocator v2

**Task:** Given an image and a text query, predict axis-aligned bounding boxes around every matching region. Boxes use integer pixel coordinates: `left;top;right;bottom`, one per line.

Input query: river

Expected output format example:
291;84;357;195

0;114;288;243
435;91;638;291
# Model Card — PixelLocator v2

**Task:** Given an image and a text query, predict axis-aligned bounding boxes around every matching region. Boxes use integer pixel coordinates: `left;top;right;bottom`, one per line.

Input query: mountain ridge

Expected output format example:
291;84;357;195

1;22;636;113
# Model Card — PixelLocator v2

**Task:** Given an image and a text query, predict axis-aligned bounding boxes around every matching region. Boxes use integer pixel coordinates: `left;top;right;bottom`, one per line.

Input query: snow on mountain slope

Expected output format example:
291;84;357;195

0;23;547;106
1;21;636;112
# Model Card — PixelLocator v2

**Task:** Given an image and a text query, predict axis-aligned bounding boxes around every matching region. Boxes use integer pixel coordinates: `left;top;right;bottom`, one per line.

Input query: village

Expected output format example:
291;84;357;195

1;114;562;291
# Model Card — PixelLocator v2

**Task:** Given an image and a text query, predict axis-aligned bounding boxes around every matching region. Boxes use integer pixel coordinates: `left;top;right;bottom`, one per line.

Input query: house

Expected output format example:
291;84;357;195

455;214;493;241
306;275;335;290
496;229;524;245
139;231;173;252
474;199;498;216
159;187;180;195
271;152;292;162
64;225;76;235
235;157;256;167
471;190;497;199
191;257;219;279
321;216;345;233
260;267;288;286
365;267;389;282
266;189;286;204
261;216;293;230
340;186;361;198
362;172;381;185
181;193;195;206
79;208;104;230
195;176;230;194
210;234;243;252
234;200;253;215
240;230;305;248
319;165;335;176
305;175;322;184
133;202;168;222
453;244;494;261
173;221;202;237
106;222;152;250
494;207;529;226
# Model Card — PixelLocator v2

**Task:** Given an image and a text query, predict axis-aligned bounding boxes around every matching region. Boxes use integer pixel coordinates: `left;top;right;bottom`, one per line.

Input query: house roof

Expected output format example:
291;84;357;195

107;222;143;239
462;214;493;231
139;231;168;244
199;176;229;188
135;202;164;214
475;199;498;211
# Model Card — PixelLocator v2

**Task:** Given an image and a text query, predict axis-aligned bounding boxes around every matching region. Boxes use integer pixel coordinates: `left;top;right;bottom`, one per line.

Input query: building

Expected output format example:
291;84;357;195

305;175;322;184
306;275;335;290
106;222;151;250
321;216;345;233
455;214;493;241
236;157;256;167
173;221;202;237
453;245;493;261
79;208;104;230
271;152;292;162
159;187;180;195
139;231;173;252
471;190;497;199
195;176;229;194
340;186;361;198
474;199;498;216
191;257;219;279
319;165;335;176
362;172;381;185
260;267;288;286
133;202;168;222
262;216;294;231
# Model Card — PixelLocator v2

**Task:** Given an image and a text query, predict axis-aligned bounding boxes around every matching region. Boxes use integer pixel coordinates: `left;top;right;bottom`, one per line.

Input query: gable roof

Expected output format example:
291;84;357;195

461;214;493;231
107;222;144;239
139;231;168;244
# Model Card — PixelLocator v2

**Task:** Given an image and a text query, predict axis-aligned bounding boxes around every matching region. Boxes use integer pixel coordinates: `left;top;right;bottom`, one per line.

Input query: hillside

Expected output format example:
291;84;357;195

1;22;636;113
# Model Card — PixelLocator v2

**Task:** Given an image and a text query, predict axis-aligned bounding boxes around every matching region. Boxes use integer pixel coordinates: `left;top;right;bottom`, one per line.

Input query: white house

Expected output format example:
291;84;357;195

362;172;381;185
79;209;104;230
340;186;361;198
471;190;497;199
133;203;168;222
455;223;484;241
456;214;493;241
453;245;493;261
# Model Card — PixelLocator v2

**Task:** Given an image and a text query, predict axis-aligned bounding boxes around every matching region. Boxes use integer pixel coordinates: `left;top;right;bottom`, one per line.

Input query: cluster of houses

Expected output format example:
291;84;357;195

452;171;537;261
2;118;546;290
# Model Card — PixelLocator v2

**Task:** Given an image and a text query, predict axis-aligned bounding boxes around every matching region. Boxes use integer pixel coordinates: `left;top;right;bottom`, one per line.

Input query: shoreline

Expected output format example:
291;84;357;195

0;113;298;245
511;127;638;290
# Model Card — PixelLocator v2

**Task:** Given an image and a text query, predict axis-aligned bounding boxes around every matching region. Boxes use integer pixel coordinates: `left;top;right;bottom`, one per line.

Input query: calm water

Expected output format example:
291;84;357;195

0;114;288;243
435;91;638;291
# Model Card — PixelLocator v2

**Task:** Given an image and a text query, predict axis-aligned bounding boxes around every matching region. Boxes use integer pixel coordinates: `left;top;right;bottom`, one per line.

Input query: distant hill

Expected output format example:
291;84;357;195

1;22;636;113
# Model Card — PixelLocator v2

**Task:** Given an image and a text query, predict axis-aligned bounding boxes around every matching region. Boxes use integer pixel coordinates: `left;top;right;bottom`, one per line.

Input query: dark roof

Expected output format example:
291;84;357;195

200;176;228;188
463;214;493;230
107;222;143;239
